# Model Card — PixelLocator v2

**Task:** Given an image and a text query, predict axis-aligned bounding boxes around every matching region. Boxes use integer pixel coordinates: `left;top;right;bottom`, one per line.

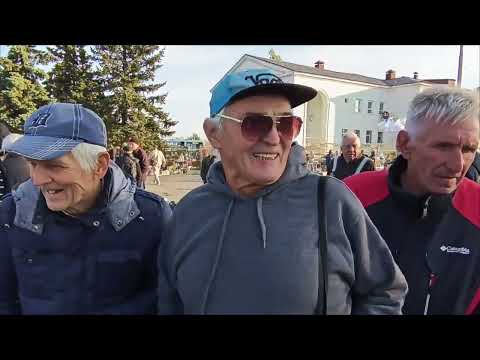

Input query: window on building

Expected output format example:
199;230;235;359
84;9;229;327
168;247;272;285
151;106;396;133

341;128;348;137
354;129;360;138
354;99;361;113
377;131;383;144
379;102;384;114
368;101;374;114
366;130;372;144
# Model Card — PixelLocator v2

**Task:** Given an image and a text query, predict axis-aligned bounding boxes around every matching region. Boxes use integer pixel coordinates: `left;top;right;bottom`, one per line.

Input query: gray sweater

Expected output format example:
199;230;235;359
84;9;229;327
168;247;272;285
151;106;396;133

158;144;407;314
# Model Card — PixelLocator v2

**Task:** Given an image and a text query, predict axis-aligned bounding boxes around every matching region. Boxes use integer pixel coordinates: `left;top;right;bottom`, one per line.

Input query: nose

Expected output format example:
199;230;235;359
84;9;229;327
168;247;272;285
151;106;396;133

30;165;52;187
261;122;281;145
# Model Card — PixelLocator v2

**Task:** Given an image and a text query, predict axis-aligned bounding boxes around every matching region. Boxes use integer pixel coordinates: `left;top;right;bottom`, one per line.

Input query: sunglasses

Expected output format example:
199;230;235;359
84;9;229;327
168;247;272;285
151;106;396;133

219;114;302;141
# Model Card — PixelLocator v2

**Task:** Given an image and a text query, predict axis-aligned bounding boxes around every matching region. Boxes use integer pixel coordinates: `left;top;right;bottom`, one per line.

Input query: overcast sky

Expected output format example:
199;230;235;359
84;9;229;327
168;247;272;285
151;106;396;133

158;45;480;138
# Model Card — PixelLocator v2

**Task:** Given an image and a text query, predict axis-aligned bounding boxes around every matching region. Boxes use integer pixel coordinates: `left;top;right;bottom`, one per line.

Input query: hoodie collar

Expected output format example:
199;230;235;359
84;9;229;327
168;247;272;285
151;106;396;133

12;161;140;235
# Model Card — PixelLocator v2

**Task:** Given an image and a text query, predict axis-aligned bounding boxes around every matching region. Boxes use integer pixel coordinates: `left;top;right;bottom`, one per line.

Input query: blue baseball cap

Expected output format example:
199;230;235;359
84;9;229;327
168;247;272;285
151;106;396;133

6;103;107;160
209;68;317;117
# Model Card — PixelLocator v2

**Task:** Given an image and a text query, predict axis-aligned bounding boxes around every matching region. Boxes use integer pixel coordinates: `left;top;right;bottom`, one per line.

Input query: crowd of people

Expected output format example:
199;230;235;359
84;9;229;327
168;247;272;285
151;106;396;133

0;67;479;315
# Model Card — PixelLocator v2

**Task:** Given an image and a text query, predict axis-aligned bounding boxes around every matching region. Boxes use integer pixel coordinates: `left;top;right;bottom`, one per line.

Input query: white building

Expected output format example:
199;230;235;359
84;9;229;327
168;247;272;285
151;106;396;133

211;54;456;153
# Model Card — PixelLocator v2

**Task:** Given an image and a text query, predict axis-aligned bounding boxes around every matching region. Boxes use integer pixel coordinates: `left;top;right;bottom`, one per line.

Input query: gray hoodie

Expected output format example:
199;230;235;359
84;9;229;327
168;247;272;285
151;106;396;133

158;144;407;314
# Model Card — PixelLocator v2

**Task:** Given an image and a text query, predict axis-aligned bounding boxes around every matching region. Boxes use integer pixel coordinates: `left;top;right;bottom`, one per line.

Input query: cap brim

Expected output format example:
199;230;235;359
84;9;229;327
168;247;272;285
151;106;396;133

5;135;83;160
229;83;318;109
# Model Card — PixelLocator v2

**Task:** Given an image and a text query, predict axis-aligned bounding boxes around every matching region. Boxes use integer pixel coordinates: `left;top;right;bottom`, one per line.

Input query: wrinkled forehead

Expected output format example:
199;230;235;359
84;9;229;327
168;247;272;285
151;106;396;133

416;118;480;144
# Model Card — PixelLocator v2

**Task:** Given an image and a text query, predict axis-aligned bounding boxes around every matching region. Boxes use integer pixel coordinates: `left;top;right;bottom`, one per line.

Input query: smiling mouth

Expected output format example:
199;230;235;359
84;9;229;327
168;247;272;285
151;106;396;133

44;189;64;195
252;153;279;160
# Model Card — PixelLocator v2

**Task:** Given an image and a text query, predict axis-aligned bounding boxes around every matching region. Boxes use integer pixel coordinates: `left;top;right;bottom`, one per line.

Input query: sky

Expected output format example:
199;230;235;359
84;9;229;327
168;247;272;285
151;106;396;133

157;45;480;139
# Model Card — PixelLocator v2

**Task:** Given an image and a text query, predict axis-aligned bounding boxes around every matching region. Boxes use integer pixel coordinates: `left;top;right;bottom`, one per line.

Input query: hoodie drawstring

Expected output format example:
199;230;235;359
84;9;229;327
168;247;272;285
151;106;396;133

256;197;267;249
200;199;234;314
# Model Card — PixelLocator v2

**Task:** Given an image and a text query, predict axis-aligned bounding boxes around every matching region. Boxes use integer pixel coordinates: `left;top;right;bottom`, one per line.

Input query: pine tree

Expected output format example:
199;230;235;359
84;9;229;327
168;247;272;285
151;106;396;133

92;45;176;150
0;45;51;131
45;45;104;114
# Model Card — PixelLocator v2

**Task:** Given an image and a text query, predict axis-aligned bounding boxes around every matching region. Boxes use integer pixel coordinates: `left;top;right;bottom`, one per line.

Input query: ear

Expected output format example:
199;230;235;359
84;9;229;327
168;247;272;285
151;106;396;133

95;152;110;179
396;130;412;159
203;118;222;150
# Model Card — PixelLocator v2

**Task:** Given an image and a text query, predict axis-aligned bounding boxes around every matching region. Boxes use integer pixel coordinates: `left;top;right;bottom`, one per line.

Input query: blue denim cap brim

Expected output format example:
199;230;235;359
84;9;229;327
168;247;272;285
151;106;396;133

5;134;84;160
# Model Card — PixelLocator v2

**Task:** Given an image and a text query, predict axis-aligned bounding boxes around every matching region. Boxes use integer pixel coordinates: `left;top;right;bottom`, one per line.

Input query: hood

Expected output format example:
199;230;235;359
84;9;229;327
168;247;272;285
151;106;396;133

12;161;140;235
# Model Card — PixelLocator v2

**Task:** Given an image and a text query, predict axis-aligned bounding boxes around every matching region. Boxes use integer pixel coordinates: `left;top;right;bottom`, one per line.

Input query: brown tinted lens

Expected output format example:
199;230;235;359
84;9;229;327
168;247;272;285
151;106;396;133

277;116;302;139
241;115;273;141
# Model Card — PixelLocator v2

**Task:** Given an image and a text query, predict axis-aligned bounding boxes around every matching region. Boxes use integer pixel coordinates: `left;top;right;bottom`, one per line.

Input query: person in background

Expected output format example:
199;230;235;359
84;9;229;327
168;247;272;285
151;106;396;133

0;133;30;192
128;137;149;189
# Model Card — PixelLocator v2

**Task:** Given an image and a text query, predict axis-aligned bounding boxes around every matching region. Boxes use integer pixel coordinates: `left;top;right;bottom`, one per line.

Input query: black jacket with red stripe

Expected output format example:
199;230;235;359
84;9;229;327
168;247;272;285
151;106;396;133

344;156;480;315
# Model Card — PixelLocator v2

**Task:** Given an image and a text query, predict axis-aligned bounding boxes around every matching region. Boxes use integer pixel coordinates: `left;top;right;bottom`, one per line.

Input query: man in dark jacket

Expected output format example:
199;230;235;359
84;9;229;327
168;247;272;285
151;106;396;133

116;143;142;185
128;137;149;189
331;132;375;180
345;87;480;315
200;149;216;184
0;103;172;315
1;133;30;192
157;68;407;315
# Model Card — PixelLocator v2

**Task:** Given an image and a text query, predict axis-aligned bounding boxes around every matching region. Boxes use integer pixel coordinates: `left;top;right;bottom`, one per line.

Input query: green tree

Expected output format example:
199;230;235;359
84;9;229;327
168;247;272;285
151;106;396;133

45;45;104;114
92;45;176;150
0;45;51;131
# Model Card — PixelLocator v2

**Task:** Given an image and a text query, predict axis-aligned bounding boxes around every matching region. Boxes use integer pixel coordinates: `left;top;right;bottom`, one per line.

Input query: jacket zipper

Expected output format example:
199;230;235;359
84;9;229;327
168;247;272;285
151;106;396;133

424;273;436;315
421;196;431;219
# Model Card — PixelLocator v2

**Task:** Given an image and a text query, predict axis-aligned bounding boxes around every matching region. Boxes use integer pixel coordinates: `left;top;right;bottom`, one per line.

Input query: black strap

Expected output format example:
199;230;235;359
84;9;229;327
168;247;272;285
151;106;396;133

315;175;328;315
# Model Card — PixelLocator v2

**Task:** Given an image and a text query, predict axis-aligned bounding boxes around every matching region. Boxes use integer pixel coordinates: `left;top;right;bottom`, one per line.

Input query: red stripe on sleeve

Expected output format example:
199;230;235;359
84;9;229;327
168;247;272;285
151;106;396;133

453;178;480;230
465;287;480;315
344;170;390;208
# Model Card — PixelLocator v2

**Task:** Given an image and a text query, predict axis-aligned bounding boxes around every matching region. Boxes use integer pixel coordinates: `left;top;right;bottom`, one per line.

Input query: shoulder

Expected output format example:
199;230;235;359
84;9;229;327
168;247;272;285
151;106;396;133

134;189;172;217
343;170;390;208
453;178;480;229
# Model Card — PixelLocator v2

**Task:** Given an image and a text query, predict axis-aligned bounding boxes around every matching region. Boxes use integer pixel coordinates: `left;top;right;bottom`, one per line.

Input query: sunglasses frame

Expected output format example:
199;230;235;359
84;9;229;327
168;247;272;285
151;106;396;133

218;113;302;141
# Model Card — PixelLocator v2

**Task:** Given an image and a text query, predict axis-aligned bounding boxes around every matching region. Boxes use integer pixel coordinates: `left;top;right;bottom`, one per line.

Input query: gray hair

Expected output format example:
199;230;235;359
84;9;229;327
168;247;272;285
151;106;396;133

341;131;360;146
208;108;225;130
406;87;480;137
70;142;108;172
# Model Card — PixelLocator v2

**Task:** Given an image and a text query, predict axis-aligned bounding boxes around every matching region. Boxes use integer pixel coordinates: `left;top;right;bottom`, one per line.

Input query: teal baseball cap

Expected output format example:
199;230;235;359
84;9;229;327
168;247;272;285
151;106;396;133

209;68;317;117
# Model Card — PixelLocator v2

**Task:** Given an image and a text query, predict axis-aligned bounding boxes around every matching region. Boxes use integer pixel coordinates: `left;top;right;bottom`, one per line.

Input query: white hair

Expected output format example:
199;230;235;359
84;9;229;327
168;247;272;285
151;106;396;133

70;142;108;172
1;133;23;151
341;131;360;146
209;108;225;129
406;87;480;138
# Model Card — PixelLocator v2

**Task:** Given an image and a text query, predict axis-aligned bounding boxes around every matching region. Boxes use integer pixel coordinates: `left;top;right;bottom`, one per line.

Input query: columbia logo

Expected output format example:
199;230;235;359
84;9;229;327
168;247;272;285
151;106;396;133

440;245;470;255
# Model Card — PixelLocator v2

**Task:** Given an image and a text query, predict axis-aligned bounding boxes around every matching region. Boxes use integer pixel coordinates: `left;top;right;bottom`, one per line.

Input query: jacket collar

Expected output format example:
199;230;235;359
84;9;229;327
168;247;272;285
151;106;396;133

388;156;452;219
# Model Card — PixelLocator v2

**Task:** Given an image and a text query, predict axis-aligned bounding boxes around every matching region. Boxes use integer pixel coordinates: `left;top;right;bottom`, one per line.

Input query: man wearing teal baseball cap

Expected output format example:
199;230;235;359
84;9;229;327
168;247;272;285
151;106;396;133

0;103;172;314
158;69;407;315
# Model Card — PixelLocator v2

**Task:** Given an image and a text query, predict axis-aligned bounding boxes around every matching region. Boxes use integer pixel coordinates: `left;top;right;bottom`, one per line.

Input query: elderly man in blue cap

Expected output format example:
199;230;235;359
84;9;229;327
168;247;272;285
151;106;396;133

0;103;172;314
157;69;407;315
